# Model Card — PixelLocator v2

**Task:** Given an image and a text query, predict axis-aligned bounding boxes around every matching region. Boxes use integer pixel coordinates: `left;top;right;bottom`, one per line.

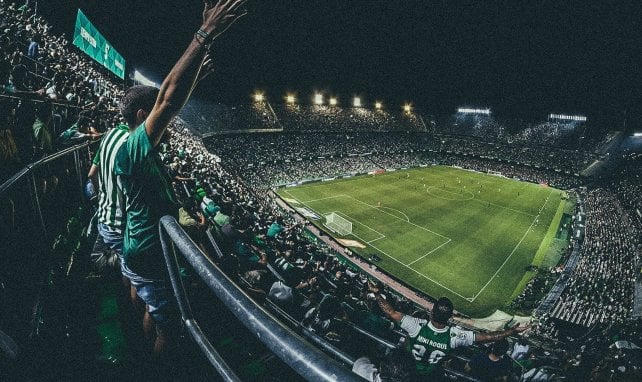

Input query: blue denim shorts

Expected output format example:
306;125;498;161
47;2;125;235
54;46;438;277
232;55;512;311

121;261;176;330
91;223;124;272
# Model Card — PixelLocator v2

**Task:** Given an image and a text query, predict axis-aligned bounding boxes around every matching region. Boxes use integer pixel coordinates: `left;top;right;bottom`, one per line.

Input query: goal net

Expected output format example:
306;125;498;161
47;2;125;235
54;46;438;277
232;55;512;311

325;213;352;235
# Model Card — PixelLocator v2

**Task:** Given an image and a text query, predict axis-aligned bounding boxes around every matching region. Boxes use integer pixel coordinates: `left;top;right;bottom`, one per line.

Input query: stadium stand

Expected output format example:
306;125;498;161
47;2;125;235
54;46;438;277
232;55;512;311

1;2;641;381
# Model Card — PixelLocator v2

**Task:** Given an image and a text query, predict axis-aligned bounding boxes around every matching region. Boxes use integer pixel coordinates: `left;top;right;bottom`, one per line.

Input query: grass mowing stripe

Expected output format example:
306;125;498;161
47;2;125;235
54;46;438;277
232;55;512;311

532;197;567;267
471;189;555;302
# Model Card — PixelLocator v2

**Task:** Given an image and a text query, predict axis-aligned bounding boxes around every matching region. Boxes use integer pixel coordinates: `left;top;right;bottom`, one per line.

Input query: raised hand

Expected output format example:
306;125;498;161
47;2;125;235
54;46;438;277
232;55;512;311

201;0;248;40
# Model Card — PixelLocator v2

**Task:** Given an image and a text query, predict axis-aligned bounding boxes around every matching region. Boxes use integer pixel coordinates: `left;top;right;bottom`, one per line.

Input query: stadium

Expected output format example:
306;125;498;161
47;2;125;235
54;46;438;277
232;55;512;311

1;1;641;381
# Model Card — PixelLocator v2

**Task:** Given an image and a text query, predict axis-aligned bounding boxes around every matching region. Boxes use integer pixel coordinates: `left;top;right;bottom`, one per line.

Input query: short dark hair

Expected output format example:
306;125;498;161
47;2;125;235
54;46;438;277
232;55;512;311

491;339;510;356
431;297;453;325
120;85;158;127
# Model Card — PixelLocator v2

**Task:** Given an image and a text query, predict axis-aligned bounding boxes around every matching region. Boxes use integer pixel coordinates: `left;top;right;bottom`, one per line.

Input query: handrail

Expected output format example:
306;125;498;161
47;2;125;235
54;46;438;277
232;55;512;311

0;141;94;195
341;320;397;350
261;297;357;365
158;216;362;382
0;93;85;109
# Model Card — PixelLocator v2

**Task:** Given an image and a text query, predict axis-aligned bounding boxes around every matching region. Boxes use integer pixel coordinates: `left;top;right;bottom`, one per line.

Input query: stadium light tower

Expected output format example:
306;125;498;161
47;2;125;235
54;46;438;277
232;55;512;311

329;97;338;106
353;97;361;107
314;93;324;105
286;94;296;104
254;92;264;102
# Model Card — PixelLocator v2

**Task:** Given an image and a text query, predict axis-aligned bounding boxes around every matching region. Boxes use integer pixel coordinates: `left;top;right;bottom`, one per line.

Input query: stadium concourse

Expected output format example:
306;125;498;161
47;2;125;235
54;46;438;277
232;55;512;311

1;2;641;381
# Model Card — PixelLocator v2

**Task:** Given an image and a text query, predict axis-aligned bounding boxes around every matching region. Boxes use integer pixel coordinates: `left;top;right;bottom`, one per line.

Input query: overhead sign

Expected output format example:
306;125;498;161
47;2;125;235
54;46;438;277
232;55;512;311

73;9;125;79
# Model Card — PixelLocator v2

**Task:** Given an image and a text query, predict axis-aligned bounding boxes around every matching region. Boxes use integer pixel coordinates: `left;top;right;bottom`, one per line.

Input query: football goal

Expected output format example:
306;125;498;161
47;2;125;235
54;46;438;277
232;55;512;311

325;212;353;235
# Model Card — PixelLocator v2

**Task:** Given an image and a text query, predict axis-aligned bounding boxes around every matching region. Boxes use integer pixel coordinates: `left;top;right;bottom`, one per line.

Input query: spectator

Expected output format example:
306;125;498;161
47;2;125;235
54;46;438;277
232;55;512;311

465;339;512;381
511;338;530;361
370;285;529;378
26;34;39;59
58;115;101;146
32;101;52;156
113;0;247;358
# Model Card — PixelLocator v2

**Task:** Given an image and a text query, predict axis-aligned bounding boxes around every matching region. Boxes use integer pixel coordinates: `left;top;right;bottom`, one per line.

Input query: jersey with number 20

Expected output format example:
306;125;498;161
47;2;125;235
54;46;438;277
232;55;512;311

400;315;475;375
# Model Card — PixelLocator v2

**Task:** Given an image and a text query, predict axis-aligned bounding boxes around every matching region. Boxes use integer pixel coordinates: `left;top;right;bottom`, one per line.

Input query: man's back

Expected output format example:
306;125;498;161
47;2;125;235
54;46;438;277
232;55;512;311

94;123;129;231
115;123;178;277
400;316;474;376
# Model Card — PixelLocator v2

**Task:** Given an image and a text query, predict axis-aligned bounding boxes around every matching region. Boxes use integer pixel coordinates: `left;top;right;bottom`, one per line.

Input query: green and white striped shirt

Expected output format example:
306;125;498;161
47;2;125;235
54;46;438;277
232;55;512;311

93;124;130;232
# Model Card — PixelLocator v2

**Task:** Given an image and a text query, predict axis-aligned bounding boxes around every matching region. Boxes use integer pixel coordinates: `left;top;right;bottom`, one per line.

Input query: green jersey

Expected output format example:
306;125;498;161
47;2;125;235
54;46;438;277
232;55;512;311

400;315;475;375
93;123;129;231
114;123;178;278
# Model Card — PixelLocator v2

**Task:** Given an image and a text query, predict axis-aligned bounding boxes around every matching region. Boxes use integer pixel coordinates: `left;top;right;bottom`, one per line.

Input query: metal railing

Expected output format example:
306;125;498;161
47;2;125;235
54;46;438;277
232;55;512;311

158;216;362;382
1;141;94;238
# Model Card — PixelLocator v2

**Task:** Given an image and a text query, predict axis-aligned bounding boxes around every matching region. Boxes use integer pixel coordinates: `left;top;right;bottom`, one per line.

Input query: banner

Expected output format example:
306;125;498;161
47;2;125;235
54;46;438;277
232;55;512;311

73;9;125;79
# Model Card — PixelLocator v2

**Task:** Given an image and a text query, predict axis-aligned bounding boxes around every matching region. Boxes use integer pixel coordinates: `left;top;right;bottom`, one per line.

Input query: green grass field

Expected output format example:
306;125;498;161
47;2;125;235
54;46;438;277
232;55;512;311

277;166;571;317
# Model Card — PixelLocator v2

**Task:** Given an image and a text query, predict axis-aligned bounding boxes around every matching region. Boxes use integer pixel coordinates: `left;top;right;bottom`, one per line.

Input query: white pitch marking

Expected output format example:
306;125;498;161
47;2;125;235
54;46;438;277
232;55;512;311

471;190;556;302
405;239;452;266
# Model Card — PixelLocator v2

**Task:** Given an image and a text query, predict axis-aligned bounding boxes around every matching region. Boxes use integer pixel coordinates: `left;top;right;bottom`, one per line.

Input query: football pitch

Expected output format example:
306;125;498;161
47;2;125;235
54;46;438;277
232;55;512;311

277;166;571;317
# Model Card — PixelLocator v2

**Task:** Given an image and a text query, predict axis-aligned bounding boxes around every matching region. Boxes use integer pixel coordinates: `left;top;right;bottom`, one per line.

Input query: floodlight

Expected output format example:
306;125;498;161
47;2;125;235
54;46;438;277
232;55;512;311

353;97;361;107
329;97;337;106
133;70;156;87
254;93;264;102
404;104;412;113
286;94;296;104
634;132;642;137
548;114;587;122
375;101;382;110
458;108;491;115
314;93;323;105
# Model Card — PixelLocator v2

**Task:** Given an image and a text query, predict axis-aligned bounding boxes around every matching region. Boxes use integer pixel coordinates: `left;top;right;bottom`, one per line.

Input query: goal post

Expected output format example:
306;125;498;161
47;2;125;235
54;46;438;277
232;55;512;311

325;212;353;235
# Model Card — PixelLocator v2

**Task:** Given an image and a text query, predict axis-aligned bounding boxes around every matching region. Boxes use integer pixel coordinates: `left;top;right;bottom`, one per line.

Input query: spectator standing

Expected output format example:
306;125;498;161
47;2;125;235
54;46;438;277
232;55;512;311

113;0;247;358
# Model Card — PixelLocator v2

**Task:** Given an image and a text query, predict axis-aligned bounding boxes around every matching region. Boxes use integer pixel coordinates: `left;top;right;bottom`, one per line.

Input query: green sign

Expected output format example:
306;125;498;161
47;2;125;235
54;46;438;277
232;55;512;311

73;9;125;79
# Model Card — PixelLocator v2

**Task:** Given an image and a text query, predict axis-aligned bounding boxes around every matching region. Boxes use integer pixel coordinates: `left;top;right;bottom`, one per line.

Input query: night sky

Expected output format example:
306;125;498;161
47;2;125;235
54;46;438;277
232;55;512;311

38;0;641;120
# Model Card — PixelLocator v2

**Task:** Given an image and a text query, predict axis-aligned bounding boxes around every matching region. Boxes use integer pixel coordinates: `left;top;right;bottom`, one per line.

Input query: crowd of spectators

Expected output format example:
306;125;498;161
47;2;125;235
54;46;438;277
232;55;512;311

180;99;279;135
0;1;122;180
549;188;639;327
609;153;642;230
207;131;588;189
275;103;427;132
438;114;607;154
